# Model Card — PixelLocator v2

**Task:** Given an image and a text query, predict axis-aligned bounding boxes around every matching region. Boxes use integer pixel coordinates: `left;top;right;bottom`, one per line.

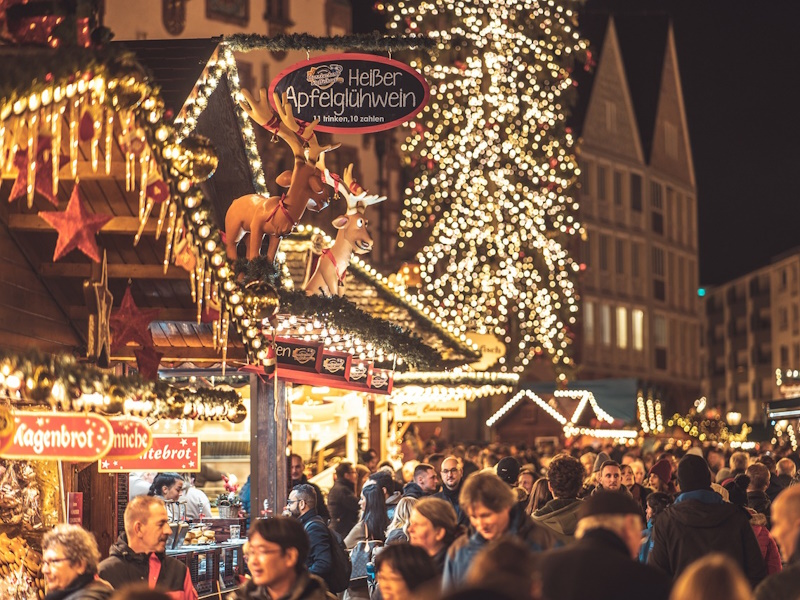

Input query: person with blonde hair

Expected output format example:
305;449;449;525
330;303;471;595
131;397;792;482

42;524;112;599
385;496;418;543
669;554;752;600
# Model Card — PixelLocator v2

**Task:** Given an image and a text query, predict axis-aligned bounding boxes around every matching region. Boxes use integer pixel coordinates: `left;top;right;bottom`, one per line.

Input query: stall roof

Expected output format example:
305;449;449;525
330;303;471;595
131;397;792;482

521;378;639;422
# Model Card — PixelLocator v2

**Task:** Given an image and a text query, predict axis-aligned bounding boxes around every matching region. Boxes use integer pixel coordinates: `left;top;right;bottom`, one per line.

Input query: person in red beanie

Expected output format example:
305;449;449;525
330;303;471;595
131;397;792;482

647;459;677;496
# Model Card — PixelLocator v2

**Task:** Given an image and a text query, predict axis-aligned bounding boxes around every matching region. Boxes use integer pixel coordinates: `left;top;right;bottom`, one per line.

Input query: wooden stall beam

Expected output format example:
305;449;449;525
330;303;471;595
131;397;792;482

41;263;189;279
8;214;158;235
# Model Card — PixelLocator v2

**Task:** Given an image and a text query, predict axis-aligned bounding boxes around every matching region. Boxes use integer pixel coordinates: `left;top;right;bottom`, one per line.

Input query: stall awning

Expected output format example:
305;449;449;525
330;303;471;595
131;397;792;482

521;378;639;422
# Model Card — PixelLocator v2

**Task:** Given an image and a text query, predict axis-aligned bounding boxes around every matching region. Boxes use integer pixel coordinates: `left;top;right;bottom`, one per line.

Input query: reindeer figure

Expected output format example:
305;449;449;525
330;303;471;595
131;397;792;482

304;161;387;296
224;89;339;262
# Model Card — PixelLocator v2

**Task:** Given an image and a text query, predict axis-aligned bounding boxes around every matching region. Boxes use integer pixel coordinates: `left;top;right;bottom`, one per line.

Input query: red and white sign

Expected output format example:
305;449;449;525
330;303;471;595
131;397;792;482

1;411;113;461
67;492;84;526
106;417;153;460
98;434;200;473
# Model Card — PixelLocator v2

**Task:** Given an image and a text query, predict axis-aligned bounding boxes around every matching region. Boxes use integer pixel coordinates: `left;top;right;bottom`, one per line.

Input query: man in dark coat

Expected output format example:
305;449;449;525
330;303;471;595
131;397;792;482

648;454;766;588
532;454;584;543
290;454;330;522
326;462;360;537
443;472;558;590
757;455;786;502
98;496;197;599
287;484;333;590
434;456;469;527
238;516;335;600
755;484;800;600
402;463;439;499
539;491;672;600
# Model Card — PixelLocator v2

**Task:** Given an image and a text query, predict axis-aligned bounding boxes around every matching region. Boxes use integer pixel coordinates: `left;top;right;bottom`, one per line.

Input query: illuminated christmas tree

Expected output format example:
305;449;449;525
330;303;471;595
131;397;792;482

383;0;587;376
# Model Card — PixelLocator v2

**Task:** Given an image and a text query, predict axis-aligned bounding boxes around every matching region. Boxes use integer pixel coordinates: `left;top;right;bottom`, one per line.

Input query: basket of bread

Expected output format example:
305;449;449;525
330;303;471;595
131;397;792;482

183;526;216;546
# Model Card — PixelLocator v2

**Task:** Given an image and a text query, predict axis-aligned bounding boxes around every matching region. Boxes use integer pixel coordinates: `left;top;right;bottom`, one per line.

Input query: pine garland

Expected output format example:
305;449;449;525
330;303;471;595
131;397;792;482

221;32;444;53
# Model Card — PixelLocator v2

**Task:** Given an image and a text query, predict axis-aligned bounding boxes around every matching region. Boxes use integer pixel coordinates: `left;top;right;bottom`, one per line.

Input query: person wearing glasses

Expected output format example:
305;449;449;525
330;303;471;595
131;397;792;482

285;484;334;591
433;456;469;527
236;516;335;600
41;524;113;600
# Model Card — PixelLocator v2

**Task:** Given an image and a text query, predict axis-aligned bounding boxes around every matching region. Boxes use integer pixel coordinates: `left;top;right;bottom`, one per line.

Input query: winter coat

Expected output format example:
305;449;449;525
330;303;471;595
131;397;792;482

385;491;401;521
647;490;766;588
97;534;197;600
327;479;360;538
532;498;582;543
233;571;336;600
750;513;782;576
442;503;558;590
754;551;800;600
401;481;429;499
433;481;469;527
629;483;652;513
44;572;112;600
299;510;332;583
385;527;408;545
747;490;772;527
540;528;672;600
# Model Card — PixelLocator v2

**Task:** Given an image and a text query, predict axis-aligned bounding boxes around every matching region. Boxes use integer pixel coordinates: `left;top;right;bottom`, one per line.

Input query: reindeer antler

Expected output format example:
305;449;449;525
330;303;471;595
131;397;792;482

239;89;325;156
317;159;387;214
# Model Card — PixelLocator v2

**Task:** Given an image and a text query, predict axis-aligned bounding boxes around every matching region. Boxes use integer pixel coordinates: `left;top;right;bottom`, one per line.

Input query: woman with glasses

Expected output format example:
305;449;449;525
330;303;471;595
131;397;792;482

41;524;112;600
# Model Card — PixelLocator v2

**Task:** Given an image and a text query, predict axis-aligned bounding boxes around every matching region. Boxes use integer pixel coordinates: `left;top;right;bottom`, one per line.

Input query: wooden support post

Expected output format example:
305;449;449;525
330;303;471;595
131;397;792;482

250;375;288;520
346;417;359;464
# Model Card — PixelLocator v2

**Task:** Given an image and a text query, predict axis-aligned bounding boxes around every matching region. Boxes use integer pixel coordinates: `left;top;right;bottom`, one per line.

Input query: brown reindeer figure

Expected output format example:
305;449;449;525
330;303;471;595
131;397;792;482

304;162;386;296
224;89;339;262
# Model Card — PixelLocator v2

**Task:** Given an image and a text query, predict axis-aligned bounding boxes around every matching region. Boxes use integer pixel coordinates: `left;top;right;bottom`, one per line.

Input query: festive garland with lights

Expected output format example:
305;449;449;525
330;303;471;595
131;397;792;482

0;350;245;422
221;33;444;53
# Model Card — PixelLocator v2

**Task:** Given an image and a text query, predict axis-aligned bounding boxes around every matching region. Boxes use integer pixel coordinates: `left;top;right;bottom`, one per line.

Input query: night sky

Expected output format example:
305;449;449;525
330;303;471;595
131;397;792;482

352;0;800;286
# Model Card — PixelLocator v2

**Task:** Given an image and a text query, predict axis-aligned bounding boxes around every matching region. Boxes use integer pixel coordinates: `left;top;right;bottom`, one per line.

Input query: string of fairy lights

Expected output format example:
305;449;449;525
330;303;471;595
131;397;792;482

381;0;587;374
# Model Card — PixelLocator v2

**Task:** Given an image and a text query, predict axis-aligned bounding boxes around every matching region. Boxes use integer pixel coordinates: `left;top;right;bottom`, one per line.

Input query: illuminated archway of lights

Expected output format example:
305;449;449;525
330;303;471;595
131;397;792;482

379;0;587;373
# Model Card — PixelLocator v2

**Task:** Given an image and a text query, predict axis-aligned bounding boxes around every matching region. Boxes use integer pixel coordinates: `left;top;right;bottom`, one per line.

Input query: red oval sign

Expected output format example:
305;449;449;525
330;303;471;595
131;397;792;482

268;53;429;134
106;416;153;460
1;411;113;461
98;435;200;473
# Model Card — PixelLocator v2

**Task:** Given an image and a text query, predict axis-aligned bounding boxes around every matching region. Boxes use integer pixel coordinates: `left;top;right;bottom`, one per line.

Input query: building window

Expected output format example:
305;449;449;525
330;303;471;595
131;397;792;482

650;181;663;208
632;309;644;350
615;239;625;274
616;307;628;348
630;174;642;212
613;171;623;206
793;343;800;365
599;235;609;271
605;100;617;132
665;122;678;158
597;166;607;202
632;244;640;278
584;301;594;345
652;247;665;276
676;194;684;245
794;305;799;334
601;304;612;346
780;345;789;365
654;315;668;370
779;307;789;331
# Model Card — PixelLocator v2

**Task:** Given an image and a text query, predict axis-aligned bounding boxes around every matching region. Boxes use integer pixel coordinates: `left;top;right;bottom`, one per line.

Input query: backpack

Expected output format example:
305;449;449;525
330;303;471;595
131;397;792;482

325;523;352;593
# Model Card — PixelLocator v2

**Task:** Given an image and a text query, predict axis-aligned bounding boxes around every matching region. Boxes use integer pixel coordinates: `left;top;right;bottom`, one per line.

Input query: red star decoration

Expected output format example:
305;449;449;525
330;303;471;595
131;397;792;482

38;183;112;263
8;135;67;207
110;286;160;352
134;346;164;381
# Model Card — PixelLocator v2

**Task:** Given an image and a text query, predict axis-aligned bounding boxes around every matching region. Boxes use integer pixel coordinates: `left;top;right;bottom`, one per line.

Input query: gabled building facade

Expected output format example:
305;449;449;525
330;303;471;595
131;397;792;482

573;16;701;412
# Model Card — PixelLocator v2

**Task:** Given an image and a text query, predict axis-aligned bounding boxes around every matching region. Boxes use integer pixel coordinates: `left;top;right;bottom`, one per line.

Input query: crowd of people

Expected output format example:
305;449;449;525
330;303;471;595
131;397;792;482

35;440;800;600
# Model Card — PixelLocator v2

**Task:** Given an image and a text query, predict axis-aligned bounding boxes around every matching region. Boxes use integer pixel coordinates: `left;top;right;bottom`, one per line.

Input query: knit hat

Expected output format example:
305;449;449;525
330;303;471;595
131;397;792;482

648;459;672;484
677;454;711;492
715;467;731;484
495;457;521;486
579;490;642;519
592;452;611;473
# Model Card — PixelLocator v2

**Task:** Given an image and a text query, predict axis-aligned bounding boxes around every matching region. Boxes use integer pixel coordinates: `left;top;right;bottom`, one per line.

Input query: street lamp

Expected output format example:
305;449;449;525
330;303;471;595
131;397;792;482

726;411;742;427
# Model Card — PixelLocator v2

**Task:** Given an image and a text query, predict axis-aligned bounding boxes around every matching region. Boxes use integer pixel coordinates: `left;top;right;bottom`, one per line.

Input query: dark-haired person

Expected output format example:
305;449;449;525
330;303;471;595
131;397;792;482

746;462;772;527
374;544;439;600
148;473;184;502
328;462;360;537
638;492;672;564
286;484;333;590
290;454;330;523
41;524;112;600
757;455;785;502
402;463;439;499
532;454;584;542
434;456;469;527
443;472;557;590
98;496;197;599
344;483;389;600
368;468;402;521
648;454;766;588
236;516;335;600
